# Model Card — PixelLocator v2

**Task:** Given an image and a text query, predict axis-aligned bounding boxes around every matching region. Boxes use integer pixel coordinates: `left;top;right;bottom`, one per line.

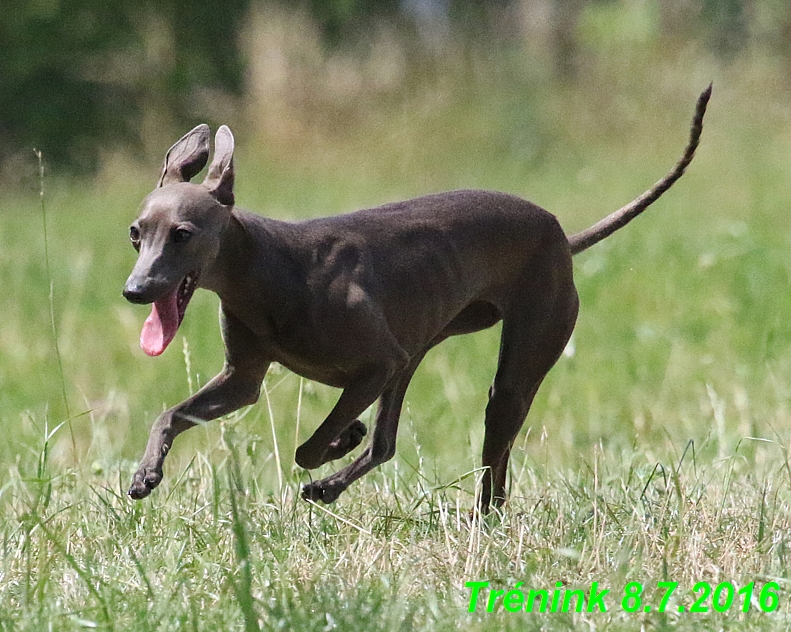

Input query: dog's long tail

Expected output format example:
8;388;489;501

567;84;711;256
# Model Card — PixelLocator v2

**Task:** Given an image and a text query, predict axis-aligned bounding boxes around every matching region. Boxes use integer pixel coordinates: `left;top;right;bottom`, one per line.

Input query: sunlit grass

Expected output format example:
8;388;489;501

3;409;791;631
3;43;791;629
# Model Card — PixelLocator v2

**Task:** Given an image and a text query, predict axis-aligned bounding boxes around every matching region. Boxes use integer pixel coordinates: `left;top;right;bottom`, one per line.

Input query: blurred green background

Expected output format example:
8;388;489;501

3;0;791;493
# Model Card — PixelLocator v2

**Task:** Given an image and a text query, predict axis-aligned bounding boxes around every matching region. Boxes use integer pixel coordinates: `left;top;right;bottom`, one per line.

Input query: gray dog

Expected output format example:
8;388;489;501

124;86;710;511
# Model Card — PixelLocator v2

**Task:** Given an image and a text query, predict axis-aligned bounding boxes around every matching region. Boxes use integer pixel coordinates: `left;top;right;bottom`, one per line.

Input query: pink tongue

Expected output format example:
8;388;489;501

140;289;180;356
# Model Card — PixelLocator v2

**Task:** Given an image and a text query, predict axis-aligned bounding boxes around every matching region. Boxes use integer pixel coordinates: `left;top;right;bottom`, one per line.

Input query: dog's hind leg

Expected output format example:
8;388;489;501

302;350;426;504
480;244;579;513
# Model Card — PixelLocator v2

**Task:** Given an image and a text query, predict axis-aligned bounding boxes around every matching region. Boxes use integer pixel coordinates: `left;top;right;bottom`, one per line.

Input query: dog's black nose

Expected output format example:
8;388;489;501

123;284;150;304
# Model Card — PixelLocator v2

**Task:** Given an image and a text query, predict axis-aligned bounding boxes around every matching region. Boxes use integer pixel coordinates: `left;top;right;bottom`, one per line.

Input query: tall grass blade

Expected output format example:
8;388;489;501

227;445;260;632
262;378;283;493
34;149;74;460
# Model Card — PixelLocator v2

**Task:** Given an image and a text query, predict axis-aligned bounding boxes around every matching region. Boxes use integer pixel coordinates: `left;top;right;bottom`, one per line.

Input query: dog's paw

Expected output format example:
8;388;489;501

128;466;163;500
325;419;367;461
302;479;346;504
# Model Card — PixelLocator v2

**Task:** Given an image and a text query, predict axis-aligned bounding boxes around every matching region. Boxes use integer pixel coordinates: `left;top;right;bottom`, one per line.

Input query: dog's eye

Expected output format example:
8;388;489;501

129;226;141;251
173;228;192;244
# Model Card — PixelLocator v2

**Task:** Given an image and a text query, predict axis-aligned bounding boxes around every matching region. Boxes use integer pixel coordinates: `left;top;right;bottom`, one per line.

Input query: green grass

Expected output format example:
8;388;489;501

3;418;791;630
4;46;791;629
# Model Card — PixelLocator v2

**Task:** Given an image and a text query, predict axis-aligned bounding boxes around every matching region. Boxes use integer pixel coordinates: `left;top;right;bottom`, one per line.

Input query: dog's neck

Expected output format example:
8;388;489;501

201;209;305;331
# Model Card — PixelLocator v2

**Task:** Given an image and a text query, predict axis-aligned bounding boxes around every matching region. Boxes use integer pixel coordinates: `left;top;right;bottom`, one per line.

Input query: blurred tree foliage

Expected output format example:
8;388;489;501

301;0;402;45
2;0;790;175
1;1;138;173
0;0;249;175
298;0;514;45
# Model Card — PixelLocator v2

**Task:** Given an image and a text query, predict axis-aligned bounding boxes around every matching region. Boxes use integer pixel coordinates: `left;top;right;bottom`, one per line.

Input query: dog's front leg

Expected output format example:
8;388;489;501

128;364;267;499
302;350;426;504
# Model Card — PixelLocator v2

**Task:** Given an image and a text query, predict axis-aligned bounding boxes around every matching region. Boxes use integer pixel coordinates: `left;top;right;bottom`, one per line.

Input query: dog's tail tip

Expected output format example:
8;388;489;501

696;82;713;118
568;85;711;256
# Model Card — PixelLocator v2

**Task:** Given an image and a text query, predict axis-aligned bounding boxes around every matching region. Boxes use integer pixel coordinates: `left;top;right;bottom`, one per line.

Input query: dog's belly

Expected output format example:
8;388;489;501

269;340;353;388
441;300;502;336
269;345;354;389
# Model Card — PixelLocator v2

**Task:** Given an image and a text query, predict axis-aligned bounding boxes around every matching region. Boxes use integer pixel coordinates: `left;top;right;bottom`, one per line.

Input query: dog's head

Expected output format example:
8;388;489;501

124;124;235;356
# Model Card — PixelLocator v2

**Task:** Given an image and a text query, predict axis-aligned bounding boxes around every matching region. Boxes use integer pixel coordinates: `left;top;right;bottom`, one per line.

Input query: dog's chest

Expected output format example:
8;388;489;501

259;314;358;389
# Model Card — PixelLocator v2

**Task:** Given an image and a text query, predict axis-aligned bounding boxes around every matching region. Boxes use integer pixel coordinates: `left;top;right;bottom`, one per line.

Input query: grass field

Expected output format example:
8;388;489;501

4;48;791;630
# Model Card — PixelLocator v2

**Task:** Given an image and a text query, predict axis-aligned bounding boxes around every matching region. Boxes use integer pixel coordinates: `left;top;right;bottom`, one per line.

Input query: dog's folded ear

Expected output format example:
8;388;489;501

158;124;211;187
203;125;235;206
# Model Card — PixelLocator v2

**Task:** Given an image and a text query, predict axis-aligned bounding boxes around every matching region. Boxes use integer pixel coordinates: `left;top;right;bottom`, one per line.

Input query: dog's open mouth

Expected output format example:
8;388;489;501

140;272;199;356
